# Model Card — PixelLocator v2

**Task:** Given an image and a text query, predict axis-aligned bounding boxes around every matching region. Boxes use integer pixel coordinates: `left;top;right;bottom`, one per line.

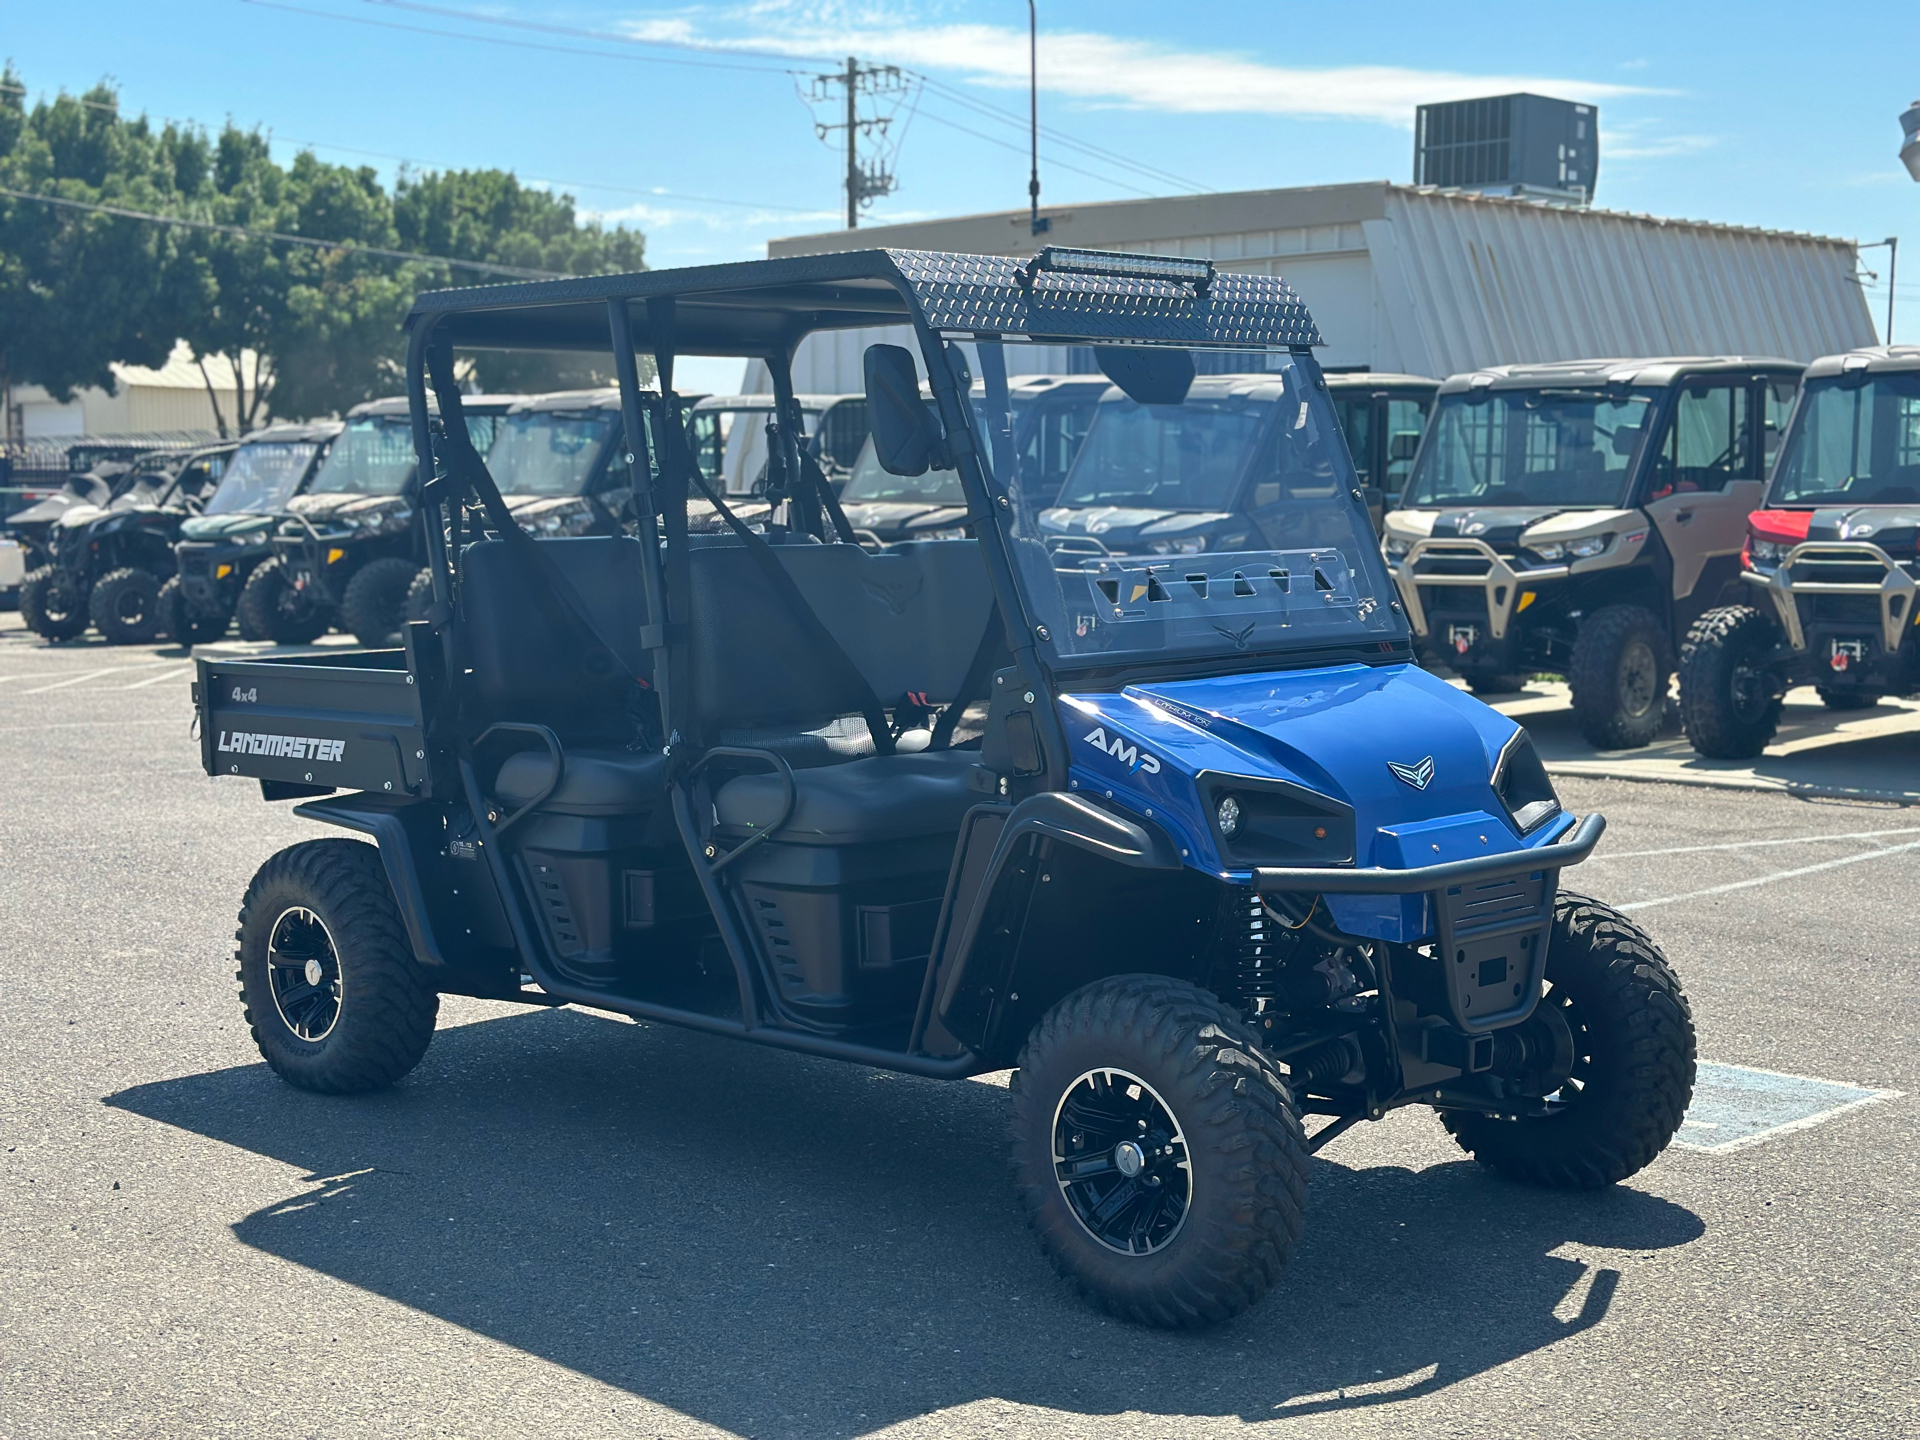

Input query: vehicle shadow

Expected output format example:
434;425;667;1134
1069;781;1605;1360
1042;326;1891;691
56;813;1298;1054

107;1007;1704;1436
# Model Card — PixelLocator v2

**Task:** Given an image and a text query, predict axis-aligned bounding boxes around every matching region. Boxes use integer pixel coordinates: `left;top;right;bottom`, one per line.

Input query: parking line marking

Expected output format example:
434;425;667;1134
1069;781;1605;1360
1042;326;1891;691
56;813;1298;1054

22;667;130;693
1596;826;1920;860
1617;841;1920;912
0;717;179;734
122;667;192;690
1676;1062;1900;1153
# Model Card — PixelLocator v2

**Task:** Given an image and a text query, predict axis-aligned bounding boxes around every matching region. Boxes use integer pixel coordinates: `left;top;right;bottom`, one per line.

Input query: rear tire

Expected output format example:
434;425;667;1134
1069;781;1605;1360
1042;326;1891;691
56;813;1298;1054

1443;893;1694;1189
1010;975;1308;1328
20;566;90;641
1679;605;1783;759
235;838;438;1094
403;566;436;625
1569;604;1671;750
157;574;229;646
1816;687;1879;711
237;557;331;645
340;556;421;647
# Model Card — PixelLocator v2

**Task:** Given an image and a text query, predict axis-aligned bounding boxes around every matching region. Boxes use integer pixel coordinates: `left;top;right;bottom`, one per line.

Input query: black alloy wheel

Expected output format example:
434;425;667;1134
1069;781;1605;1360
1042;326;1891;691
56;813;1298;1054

264;905;344;1041
1052;1068;1192;1256
1569;604;1672;749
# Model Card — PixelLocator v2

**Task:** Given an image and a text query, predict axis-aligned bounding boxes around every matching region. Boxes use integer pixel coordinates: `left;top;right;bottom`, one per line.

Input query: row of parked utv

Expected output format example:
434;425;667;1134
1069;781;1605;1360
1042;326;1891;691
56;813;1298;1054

11;342;1917;769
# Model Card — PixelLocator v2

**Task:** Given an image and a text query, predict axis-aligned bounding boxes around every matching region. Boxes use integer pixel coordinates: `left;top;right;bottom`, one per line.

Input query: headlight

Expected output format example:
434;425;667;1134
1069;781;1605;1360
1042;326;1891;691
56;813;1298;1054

528;499;595;536
1216;795;1241;838
1566;534;1611;559
1527;540;1567;562
1384;536;1411;559
240;528;272;546
1148;535;1208;555
1750;537;1785;564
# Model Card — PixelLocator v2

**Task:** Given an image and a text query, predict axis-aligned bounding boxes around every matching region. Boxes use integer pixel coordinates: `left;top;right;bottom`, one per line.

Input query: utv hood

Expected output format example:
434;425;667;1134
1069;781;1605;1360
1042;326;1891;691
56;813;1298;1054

286;492;405;523
840;500;967;536
180;512;276;541
1038;505;1235;550
1425;508;1575;546
1807;506;1920;559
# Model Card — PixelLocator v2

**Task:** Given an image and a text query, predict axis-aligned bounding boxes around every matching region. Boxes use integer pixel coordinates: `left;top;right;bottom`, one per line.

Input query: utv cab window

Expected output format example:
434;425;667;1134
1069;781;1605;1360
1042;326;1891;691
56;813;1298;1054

1772;371;1920;506
1406;389;1652;509
841;435;964;506
1056;397;1266;512
200;442;318;516
1645;383;1752;499
490;411;614;497
310;417;420;496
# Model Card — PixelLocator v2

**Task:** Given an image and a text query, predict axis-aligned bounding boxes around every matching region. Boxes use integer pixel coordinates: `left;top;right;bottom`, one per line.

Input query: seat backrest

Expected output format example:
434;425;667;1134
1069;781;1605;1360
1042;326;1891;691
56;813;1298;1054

686;538;993;732
461;537;653;737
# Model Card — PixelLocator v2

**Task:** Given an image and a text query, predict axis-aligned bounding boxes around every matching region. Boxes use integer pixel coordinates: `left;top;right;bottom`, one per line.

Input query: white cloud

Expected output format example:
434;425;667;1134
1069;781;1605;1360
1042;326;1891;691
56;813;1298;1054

617;3;1660;124
1601;128;1719;161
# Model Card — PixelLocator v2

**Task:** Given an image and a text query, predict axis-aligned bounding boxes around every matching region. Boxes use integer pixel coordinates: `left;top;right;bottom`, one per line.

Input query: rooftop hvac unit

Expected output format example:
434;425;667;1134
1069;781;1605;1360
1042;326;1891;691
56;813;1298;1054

1414;93;1597;206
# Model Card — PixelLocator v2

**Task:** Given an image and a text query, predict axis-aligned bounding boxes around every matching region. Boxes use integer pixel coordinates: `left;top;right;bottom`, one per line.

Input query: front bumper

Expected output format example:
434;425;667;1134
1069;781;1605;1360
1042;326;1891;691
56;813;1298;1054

1256;813;1603;1034
1390;536;1567;644
1747;540;1918;656
272;533;353;607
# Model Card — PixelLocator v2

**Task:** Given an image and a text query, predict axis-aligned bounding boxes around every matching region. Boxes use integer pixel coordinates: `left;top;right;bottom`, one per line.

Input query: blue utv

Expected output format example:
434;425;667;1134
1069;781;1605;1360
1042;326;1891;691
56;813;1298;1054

193;246;1696;1329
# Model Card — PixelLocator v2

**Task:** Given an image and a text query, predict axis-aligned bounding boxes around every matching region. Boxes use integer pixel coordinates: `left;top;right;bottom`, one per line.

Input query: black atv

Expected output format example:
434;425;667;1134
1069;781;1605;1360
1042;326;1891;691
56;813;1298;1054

1681;345;1920;755
163;423;341;646
21;443;235;644
239;397;515;647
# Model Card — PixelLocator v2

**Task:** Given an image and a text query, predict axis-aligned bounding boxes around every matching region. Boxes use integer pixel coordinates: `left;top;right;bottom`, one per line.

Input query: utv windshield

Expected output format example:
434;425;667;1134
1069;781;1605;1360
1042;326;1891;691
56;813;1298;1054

840;396;1012;507
1055;396;1265;511
976;345;1404;668
1405;389;1654;508
1771;372;1920;506
200;442;318;516
309;416;421;496
490;410;615;497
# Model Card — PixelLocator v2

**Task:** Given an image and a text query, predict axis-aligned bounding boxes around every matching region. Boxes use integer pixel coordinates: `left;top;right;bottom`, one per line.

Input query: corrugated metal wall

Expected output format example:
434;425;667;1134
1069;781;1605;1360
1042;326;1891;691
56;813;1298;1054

1369;188;1875;375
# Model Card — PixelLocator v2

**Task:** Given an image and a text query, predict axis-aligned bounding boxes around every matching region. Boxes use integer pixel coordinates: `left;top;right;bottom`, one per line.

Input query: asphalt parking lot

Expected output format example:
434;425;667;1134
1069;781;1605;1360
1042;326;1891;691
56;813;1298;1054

2;614;1915;1440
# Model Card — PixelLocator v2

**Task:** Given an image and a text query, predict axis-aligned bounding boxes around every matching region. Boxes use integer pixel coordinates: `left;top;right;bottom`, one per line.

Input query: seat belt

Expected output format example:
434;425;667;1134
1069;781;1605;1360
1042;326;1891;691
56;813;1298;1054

424;349;659;740
931;609;1005;751
796;441;859;545
683;465;898;758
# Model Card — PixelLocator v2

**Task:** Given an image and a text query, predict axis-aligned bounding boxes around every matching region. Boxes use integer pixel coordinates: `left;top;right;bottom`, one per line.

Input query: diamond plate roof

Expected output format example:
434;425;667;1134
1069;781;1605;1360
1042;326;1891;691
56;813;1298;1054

887;249;1322;348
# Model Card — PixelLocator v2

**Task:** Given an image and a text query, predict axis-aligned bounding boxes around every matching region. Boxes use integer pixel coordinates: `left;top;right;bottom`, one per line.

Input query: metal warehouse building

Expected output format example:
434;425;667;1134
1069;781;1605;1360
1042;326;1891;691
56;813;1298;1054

761;182;1877;388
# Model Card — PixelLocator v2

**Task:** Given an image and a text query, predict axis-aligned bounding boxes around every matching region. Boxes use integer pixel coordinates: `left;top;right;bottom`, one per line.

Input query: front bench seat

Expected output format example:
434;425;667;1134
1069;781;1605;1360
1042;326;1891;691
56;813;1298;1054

495;748;668;817
712;750;981;846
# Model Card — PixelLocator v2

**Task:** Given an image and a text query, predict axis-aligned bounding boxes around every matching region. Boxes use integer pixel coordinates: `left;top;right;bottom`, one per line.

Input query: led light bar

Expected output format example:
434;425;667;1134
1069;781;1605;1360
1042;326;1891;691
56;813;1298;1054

1017;246;1215;294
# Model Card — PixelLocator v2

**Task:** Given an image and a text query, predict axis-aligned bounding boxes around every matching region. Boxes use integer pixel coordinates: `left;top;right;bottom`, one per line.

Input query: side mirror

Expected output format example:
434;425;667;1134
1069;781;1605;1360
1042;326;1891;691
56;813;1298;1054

1389;430;1421;463
864;344;942;476
1094;346;1195;406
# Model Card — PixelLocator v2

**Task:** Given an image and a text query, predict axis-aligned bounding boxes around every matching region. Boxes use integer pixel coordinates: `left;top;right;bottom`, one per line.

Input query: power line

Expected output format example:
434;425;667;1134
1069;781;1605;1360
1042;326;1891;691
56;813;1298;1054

361;0;838;67
0;187;566;278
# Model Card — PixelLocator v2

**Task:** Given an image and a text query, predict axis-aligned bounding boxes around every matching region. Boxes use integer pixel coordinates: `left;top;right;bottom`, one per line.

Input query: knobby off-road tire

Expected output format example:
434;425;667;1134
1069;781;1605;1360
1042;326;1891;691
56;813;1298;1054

236;838;438;1094
156;574;229;646
402;566;436;625
88;567;162;645
1679;605;1783;759
237;557;331;645
20;566;90;641
340;556;421;648
1444;893;1694;1189
1569;604;1672;750
1466;671;1529;696
1010;975;1309;1328
1816;687;1880;711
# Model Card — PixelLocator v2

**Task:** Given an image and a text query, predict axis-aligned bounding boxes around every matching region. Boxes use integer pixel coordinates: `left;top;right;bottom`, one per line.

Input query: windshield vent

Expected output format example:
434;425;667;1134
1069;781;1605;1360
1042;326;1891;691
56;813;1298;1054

1313;568;1334;591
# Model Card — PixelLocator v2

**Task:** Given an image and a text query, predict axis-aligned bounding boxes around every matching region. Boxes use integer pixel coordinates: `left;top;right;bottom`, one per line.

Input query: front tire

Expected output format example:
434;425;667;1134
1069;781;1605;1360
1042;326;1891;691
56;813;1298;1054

237;557;331;645
1010;975;1308;1328
20;566;90;641
1466;671;1529;696
1569;604;1671;750
89;567;163;645
1816;687;1879;711
157;574;229;646
236;839;438;1094
1444;893;1694;1188
1679;605;1783;759
340;556;421;647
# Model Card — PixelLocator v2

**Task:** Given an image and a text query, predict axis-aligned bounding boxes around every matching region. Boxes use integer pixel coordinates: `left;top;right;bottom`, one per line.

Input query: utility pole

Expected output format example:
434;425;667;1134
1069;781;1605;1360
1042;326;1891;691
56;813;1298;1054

1028;1;1048;236
1861;237;1899;344
807;58;913;229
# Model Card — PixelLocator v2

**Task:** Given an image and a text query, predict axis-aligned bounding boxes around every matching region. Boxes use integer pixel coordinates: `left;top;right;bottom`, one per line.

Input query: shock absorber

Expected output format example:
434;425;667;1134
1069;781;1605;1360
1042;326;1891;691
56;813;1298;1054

1227;886;1278;1019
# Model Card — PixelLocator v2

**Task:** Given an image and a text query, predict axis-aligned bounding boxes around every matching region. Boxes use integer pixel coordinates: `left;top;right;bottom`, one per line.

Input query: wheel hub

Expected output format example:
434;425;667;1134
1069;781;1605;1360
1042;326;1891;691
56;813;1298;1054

266;905;343;1042
1618;639;1658;718
1052;1068;1192;1256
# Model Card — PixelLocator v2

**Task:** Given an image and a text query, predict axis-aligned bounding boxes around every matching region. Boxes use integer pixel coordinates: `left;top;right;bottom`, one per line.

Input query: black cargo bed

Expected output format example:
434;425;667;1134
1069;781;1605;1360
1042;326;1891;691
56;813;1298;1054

193;648;430;797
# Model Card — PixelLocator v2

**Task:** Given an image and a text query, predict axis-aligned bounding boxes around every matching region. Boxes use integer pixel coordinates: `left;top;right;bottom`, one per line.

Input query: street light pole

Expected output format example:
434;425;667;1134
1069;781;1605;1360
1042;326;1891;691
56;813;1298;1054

1861;237;1899;344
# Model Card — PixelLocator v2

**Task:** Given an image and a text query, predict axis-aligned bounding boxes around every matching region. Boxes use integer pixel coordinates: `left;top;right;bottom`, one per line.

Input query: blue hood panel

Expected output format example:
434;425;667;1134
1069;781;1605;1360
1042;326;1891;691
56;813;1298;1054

1062;663;1556;940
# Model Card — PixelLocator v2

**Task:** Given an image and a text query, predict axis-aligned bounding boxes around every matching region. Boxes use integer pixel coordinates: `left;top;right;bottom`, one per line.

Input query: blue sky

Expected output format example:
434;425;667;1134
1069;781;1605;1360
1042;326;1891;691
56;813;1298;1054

7;0;1919;391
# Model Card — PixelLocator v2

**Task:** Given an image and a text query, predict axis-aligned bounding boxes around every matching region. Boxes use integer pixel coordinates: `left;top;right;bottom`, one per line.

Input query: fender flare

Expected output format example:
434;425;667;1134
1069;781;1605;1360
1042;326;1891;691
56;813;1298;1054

293;795;447;967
